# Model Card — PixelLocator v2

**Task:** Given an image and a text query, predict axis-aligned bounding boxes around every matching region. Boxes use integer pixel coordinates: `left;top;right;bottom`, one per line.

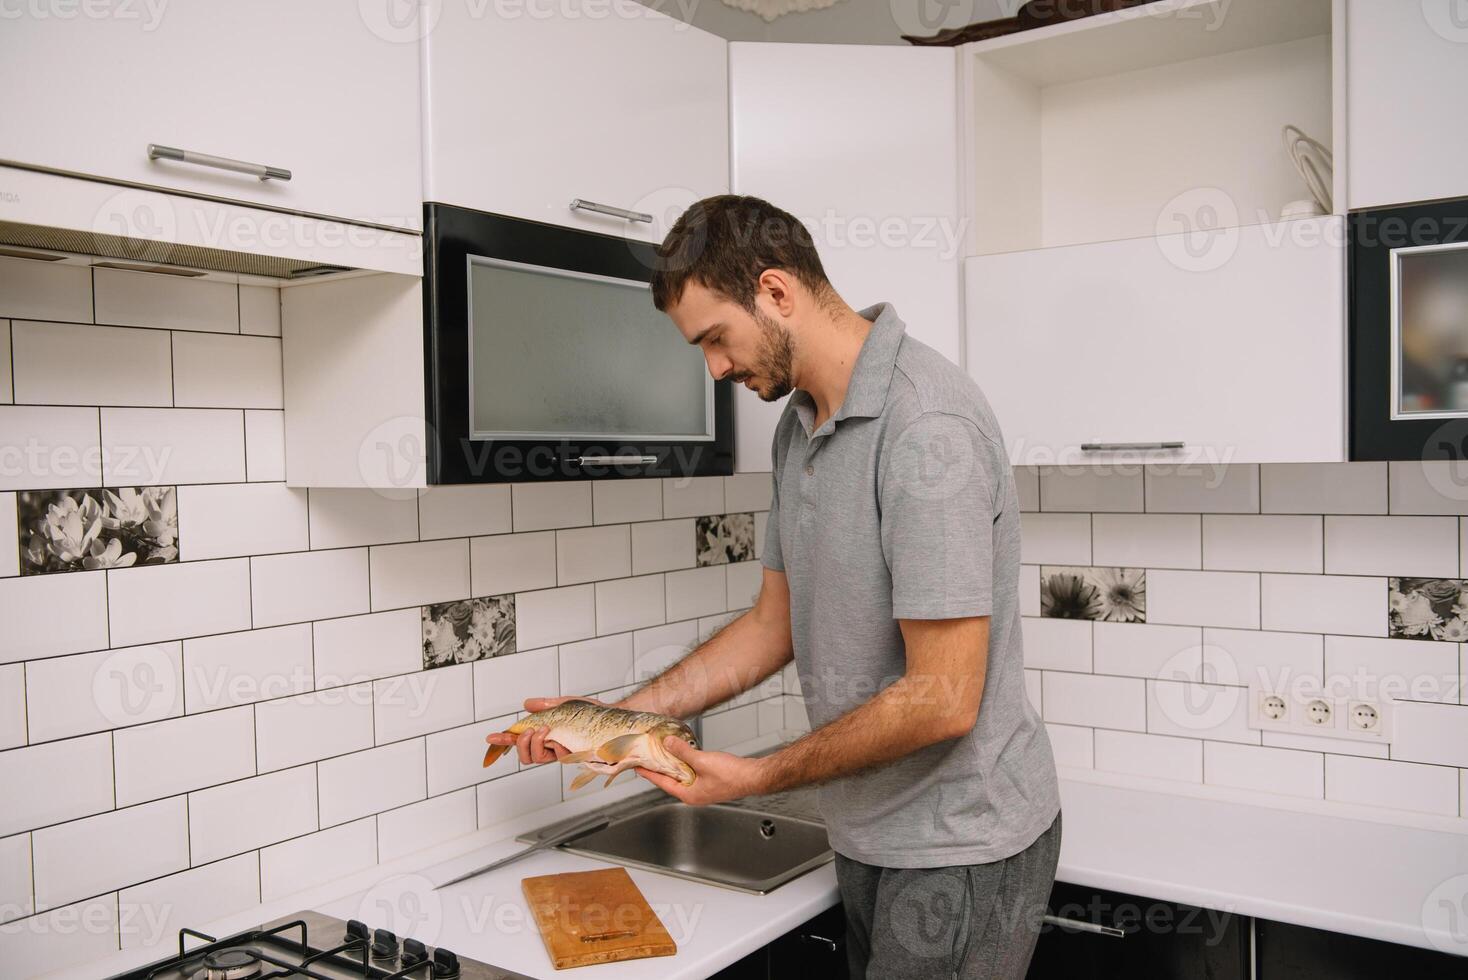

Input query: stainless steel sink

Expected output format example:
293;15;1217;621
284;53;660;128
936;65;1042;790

518;792;833;894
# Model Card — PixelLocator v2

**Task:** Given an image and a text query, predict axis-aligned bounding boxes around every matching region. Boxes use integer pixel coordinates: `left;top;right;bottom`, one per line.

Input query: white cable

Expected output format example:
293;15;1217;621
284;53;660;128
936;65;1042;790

1282;124;1334;216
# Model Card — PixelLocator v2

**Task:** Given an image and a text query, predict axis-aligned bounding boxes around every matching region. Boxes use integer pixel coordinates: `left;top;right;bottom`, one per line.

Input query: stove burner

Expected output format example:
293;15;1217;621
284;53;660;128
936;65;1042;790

201;948;262;980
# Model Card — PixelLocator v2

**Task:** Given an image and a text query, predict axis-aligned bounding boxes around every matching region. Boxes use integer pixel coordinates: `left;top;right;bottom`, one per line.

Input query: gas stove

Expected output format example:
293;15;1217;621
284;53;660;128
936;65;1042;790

105;910;534;980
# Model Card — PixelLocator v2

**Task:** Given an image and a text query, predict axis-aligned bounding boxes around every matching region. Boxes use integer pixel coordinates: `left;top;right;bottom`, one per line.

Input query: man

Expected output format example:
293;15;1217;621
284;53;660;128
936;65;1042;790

487;195;1061;979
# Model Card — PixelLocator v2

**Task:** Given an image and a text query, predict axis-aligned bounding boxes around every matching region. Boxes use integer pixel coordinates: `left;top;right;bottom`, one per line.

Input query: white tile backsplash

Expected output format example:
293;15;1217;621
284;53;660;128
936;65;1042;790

251;547;370;627
477;765;563;829
0;491;15;578
189;765;318;865
1260;574;1387;636
171;333;283;409
0;257;92;322
0;832;34;923
1261;463;1387;515
317;739;426;827
1391;700;1468;768
557;634;634;700
1041;672;1146;731
663;476;724;519
1323;635;1461;704
0;664;26;750
377;789;477;863
31;797;189;912
1147;569;1260;629
473;646;560;720
471;531;556;597
239;284;281;337
631;519;696;575
308;487;418;550
664;565;727;621
243;409;286;481
374;665;474;743
1388;461;1468;516
117;852;260;950
113;705;256;806
1094;729;1202;783
11;320;172;407
313;609;421;687
108;558;252;646
1038;468;1142;512
596;574;665;635
726;560;762;611
0;569;109;664
369;538;470;610
1203;742;1323;798
184;624;313;711
557;524;631;585
512;481;591;531
25;642;182;742
102;407;245;485
259;817;376;902
418;485;512;540
0;405;102;491
514;584;596;649
254;686;374;772
1043;722;1093;768
1146;678;1257;745
177;482;309;560
0;734;114;837
1144;465;1259;513
1092;622;1201;682
592;479;662;525
1021;617;1092;672
93;268;237;333
1202;515;1323;573
1020;513;1091;565
1092;513;1200;569
428;714;520;795
1324;756;1459;816
1323;516;1460;577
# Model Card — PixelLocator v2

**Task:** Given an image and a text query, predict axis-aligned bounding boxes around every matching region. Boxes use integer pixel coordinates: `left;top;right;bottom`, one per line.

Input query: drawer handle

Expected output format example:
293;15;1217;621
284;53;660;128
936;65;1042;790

1079;442;1186;453
565;455;658;466
1042;914;1126;938
148;143;291;182
570;199;653;223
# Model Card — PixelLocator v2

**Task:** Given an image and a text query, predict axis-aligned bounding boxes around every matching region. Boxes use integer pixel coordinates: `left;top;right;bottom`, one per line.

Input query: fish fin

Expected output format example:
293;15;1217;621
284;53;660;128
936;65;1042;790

482;744;510;768
604;770;628;789
569;768;599;791
557;750;595;765
596;733;643;763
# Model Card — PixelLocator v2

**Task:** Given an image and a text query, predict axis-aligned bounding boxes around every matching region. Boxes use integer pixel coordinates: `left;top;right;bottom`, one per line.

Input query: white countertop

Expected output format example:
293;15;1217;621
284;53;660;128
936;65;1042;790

51;769;1468;978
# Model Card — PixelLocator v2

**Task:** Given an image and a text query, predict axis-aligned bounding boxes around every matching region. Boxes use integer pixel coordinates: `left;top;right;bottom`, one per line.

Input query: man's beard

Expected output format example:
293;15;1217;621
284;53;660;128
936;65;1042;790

747;307;795;402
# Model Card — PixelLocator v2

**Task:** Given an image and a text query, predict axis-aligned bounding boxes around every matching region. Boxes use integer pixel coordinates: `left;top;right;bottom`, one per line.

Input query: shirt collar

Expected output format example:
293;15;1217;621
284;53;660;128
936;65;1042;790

792;301;907;436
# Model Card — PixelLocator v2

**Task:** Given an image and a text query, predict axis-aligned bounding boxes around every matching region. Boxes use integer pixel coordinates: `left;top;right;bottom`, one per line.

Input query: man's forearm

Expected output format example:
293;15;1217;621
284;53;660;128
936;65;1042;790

759;668;983;796
617;606;792;719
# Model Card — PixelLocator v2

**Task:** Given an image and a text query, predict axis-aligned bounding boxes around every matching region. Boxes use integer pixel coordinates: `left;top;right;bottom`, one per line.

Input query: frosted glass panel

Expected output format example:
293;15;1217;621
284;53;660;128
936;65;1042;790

1396;243;1468;417
468;257;712;440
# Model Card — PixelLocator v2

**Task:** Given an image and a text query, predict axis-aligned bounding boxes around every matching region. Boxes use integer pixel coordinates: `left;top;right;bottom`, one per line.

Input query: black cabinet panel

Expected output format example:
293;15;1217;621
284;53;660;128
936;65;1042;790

1026;882;1249;980
712;905;848;980
1256;919;1467;979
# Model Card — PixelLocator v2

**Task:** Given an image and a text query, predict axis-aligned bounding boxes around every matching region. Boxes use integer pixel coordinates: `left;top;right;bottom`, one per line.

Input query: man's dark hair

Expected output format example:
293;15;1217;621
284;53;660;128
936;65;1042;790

650;195;835;314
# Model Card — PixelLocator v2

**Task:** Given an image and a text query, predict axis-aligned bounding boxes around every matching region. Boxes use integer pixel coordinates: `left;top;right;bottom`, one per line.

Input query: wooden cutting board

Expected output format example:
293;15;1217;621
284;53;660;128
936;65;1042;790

522;867;677;970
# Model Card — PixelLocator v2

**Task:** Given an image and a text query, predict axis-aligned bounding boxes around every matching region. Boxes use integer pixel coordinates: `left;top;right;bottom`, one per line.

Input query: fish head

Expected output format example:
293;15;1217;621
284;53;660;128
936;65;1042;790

647;719;699;785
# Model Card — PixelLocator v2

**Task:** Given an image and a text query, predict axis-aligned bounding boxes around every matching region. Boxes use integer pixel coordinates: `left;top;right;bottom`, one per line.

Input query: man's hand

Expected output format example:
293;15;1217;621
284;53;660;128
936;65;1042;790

636;736;770;805
484;696;604;765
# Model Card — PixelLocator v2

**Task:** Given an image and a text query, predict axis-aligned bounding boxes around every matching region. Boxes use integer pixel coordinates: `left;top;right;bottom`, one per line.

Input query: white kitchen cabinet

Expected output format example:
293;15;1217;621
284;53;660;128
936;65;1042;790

422;0;728;244
965;217;1347;466
0;1;422;231
1345;0;1468;209
729;42;964;472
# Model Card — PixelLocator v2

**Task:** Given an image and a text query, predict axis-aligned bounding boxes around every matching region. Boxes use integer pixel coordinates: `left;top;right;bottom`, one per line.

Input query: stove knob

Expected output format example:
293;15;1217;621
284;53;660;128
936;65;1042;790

402;937;429;968
345;919;371;946
372;928;400;960
433;947;461;979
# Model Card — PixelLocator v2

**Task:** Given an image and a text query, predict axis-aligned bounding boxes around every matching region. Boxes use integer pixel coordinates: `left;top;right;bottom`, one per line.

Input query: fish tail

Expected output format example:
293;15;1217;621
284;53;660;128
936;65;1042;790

481;719;532;768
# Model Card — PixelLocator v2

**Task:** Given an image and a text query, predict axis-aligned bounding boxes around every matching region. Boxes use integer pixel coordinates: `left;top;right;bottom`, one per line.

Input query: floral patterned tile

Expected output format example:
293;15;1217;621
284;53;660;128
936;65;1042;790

18;486;178;574
422;594;515;669
1040;566;1146;623
696;512;755;567
1389;578;1468;642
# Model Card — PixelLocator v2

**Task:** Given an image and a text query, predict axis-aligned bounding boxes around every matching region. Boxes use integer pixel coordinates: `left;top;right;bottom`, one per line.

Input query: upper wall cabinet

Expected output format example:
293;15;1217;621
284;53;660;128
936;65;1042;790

1345;0;1468;210
422;0;729;243
729;42;964;471
958;0;1349;466
0;1;423;231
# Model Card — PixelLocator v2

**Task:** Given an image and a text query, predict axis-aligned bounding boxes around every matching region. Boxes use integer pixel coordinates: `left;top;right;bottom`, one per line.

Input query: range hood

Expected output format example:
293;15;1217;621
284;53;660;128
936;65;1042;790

0;162;421;282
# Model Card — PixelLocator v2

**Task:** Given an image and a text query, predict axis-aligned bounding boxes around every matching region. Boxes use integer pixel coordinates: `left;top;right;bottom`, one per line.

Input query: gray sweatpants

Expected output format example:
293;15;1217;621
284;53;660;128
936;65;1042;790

834;810;1062;980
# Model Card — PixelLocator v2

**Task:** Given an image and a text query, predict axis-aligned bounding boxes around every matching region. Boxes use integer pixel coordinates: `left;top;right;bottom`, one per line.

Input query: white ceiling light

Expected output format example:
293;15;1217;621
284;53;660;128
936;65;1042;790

720;0;849;22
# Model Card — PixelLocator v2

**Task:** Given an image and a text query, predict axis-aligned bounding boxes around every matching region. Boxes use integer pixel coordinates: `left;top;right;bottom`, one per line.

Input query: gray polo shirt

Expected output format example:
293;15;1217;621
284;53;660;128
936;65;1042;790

763;301;1059;868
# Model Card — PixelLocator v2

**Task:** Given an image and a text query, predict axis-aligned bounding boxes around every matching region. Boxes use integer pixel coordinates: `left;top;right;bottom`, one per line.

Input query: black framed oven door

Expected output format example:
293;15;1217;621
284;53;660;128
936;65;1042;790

1349;199;1468;461
424;202;733;484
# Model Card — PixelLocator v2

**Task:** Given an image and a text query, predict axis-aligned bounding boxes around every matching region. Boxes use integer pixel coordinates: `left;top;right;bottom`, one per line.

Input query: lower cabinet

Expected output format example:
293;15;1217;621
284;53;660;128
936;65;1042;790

711;905;848;980
1255;919;1466;979
1028;882;1250;980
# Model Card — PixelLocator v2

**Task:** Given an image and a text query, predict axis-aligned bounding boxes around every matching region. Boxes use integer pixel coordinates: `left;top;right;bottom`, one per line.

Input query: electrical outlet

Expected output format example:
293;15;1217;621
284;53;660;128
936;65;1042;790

1261;694;1288;722
1303;698;1334;728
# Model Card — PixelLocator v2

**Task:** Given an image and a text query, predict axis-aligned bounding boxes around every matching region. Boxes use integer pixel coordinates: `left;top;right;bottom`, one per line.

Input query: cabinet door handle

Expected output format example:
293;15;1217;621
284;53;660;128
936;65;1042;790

569;199;653;223
1042;914;1126;938
148;144;292;182
799;933;839;952
566;455;658;466
1079;442;1186;453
